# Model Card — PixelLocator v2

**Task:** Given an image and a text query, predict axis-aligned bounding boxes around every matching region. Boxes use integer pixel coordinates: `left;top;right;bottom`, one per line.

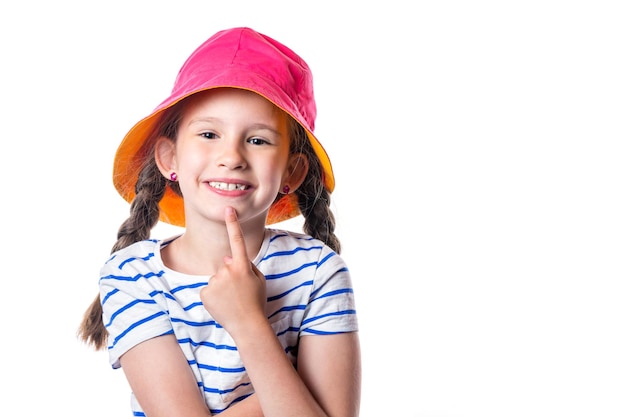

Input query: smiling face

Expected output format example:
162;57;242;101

155;88;301;226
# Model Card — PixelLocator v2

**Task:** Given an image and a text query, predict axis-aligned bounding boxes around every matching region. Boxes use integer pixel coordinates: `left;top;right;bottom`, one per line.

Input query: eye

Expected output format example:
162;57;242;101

200;132;218;140
248;137;270;146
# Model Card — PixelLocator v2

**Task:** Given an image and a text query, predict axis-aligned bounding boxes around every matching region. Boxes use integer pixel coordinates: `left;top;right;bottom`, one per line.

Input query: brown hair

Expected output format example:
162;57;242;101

77;96;340;350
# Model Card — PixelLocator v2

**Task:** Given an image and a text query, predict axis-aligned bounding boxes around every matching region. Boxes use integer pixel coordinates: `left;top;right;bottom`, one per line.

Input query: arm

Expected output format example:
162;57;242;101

234;326;361;417
297;333;362;417
201;207;361;417
117;325;360;417
216;334;361;417
119;334;213;417
119;330;266;417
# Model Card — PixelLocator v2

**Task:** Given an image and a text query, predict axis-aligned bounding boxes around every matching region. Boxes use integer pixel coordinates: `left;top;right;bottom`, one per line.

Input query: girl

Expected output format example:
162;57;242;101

77;27;361;417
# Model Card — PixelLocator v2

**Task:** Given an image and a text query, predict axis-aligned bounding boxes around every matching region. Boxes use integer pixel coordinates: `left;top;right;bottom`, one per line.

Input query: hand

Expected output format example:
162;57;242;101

200;206;267;336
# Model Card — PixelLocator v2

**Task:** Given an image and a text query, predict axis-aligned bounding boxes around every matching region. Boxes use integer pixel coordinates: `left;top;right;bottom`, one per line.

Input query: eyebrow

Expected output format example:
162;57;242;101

187;117;282;136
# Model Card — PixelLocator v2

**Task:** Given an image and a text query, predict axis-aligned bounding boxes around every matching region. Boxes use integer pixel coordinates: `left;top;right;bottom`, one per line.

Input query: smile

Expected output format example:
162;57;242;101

208;181;249;191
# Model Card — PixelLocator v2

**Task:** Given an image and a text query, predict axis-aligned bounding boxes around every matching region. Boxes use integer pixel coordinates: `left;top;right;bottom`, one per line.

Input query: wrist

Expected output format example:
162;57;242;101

228;315;273;345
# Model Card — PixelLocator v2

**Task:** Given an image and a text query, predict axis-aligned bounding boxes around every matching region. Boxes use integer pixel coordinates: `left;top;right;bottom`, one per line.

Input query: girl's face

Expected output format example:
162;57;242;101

166;88;292;225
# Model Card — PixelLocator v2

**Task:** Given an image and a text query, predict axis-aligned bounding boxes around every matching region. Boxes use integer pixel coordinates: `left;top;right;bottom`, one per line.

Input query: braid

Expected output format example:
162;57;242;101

291;121;342;254
77;105;183;350
77;159;169;350
112;159;167;252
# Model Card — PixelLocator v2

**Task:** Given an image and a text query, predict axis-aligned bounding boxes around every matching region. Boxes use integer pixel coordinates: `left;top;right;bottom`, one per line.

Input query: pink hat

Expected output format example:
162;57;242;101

113;27;334;226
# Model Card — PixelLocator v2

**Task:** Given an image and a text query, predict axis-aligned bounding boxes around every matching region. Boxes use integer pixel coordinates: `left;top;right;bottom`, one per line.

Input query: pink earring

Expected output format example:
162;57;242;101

170;172;178;182
282;185;290;194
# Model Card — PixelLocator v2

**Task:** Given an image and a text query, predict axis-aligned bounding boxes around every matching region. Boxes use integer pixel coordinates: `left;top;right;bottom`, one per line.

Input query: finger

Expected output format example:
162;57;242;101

224;206;248;262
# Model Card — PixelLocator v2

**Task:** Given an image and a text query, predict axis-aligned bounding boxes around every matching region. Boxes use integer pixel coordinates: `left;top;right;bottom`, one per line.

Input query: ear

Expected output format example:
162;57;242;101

154;136;177;178
283;153;309;192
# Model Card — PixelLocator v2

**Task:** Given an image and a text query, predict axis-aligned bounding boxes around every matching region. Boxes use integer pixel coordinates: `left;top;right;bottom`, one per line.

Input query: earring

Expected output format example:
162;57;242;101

170;172;178;182
282;185;290;194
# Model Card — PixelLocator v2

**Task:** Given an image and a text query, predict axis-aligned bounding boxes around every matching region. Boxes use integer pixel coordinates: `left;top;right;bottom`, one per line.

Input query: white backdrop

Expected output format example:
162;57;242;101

1;1;624;416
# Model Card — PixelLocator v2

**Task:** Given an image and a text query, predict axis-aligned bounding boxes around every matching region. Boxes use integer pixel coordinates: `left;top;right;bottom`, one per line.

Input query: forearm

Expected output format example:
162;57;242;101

232;318;328;417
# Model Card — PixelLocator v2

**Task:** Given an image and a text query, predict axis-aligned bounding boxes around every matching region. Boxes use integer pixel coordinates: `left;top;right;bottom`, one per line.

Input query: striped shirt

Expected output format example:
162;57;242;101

100;228;358;415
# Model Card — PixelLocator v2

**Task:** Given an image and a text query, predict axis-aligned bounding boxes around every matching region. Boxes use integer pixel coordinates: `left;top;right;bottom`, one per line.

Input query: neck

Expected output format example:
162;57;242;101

161;216;267;276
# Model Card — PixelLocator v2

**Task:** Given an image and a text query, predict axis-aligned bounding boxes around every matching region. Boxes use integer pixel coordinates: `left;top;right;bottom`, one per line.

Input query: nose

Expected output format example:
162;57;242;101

216;137;247;170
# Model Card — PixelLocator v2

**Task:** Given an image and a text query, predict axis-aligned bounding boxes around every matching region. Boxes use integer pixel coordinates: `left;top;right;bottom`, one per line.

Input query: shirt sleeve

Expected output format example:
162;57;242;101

300;248;359;335
99;252;173;369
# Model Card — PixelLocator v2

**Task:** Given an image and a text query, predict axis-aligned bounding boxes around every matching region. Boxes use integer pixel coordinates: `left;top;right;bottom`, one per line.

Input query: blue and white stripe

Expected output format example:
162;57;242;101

100;229;358;415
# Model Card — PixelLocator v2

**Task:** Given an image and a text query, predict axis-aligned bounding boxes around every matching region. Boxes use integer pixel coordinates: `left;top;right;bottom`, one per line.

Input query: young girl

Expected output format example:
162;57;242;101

77;27;361;417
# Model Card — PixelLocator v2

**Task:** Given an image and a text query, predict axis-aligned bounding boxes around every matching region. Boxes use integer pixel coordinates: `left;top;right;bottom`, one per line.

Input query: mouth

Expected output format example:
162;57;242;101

208;181;250;191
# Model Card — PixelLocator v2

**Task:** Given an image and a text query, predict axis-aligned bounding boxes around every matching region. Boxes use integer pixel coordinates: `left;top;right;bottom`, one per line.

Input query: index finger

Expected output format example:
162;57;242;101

224;206;248;262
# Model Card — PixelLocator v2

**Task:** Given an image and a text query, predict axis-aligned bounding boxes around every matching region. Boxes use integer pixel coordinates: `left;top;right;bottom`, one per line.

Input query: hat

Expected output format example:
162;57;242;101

112;27;334;227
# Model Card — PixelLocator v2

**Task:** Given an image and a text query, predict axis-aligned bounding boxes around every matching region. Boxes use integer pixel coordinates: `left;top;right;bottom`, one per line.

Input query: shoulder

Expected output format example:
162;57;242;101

99;237;178;278
263;228;339;260
98;238;171;296
262;228;347;271
265;228;331;251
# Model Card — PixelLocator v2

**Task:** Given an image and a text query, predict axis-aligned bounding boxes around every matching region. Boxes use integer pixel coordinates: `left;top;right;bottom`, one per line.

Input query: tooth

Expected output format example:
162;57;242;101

209;181;247;190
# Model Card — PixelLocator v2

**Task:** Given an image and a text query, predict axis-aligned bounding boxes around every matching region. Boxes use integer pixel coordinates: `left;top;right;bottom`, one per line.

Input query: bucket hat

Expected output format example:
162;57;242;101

112;27;334;226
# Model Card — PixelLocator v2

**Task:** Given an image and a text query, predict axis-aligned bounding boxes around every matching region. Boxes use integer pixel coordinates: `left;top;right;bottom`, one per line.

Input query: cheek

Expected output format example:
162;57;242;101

175;144;206;172
263;158;289;185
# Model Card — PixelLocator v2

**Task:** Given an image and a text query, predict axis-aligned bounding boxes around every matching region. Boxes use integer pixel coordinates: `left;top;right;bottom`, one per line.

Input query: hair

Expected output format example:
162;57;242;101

77;92;340;350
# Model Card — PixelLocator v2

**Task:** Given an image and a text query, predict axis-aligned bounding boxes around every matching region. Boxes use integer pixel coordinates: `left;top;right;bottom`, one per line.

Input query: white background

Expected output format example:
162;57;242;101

1;1;624;416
